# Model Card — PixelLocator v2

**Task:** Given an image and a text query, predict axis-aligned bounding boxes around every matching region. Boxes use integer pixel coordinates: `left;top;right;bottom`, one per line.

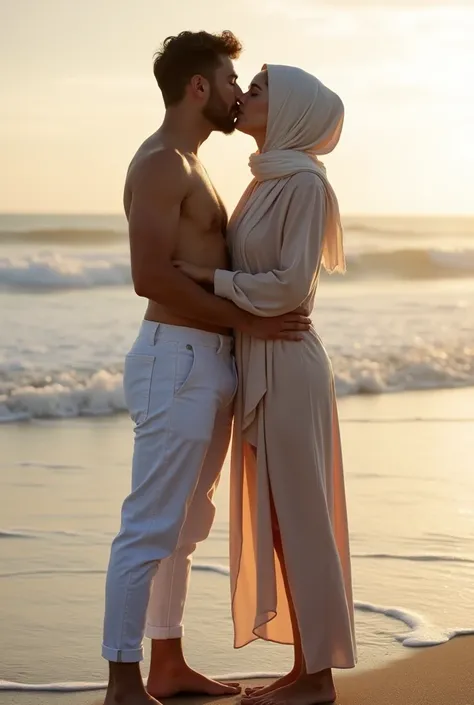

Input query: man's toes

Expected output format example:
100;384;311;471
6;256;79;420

222;682;241;691
212;682;240;695
221;681;240;691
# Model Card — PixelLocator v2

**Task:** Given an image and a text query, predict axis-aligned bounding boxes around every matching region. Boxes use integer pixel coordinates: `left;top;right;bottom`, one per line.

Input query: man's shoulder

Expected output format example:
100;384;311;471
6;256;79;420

128;146;192;190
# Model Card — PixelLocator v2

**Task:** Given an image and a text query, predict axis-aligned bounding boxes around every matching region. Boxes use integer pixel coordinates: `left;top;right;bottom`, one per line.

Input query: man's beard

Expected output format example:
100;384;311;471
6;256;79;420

203;87;238;135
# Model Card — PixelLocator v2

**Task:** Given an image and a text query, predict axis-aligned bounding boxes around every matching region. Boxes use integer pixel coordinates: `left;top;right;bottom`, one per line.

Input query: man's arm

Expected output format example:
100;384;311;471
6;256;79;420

129;149;251;330
129;150;309;340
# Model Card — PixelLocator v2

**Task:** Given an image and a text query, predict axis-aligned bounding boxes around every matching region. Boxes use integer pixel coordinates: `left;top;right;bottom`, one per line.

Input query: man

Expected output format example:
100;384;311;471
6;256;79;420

102;30;311;705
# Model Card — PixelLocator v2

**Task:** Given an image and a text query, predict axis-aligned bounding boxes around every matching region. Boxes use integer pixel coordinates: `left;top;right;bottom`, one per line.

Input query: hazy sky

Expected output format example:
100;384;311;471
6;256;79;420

1;0;473;214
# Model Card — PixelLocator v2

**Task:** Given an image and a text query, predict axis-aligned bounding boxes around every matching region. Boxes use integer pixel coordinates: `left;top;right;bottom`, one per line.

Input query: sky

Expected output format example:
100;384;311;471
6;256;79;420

1;0;473;215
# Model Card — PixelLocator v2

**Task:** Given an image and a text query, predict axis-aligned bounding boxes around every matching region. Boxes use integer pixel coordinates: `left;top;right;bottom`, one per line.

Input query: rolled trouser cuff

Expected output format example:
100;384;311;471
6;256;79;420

145;623;184;639
101;644;144;662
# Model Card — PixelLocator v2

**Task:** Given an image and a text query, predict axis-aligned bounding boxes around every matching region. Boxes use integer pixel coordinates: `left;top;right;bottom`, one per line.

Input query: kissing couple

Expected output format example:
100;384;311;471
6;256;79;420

102;29;356;705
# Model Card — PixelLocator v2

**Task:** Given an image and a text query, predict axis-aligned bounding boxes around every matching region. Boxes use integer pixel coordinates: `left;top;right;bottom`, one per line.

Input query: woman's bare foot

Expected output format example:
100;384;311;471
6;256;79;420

243;669;301;700
147;664;240;698
246;670;336;705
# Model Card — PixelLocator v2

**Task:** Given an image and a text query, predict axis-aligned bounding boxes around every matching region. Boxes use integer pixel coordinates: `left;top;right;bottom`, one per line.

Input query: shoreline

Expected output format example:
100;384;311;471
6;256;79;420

2;636;474;705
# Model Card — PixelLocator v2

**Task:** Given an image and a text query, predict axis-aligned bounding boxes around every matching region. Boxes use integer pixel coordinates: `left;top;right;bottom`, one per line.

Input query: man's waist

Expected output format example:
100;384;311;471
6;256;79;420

140;319;234;353
145;303;231;338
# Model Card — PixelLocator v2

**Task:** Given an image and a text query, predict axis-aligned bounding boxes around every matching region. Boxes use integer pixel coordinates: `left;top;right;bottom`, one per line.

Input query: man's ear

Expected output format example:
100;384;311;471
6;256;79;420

190;75;209;100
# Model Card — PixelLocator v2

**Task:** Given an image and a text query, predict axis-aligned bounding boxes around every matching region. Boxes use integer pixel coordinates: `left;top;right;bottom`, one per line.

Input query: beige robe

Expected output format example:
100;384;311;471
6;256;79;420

215;171;357;673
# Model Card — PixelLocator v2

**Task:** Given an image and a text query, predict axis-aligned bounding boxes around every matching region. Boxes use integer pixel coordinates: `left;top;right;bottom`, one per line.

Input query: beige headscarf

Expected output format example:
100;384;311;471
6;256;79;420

247;64;346;273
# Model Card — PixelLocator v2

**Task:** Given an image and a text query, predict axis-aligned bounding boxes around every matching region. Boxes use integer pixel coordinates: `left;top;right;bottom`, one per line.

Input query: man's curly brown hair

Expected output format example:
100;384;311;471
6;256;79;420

153;30;242;108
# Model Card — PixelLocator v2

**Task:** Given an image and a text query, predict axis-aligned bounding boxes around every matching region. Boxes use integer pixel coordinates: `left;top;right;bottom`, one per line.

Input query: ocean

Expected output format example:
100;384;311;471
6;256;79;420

1;213;474;423
1;213;474;697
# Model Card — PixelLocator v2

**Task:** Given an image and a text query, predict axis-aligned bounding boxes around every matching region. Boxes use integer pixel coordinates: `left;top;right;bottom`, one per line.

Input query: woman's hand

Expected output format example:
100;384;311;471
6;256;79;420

173;261;216;286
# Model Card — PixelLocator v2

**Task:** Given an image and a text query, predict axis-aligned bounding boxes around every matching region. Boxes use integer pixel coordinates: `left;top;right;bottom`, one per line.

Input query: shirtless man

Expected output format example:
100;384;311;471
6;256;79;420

102;31;311;705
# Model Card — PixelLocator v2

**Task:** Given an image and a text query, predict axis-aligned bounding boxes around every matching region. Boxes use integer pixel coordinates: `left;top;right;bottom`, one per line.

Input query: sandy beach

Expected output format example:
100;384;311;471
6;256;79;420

1;387;474;704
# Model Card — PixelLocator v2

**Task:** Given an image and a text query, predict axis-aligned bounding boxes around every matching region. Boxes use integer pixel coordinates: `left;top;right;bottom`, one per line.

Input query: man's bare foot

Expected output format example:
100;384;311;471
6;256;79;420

244;670;336;705
104;689;159;705
104;662;160;705
147;638;240;698
243;669;301;700
147;664;240;698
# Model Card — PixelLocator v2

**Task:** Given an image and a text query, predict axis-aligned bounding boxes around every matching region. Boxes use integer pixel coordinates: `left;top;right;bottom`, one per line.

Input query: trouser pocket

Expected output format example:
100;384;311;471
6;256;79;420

174;343;196;396
123;354;155;425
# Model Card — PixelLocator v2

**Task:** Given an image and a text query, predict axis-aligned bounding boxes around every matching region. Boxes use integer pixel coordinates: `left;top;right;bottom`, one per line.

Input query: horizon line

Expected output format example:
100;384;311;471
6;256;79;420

1;211;474;219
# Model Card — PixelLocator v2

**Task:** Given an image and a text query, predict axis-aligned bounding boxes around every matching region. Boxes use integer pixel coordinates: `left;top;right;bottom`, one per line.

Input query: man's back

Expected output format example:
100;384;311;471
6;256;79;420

124;131;231;335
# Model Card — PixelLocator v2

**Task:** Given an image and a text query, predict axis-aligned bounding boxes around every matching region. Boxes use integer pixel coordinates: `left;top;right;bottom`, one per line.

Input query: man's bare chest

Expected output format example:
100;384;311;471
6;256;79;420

182;167;227;234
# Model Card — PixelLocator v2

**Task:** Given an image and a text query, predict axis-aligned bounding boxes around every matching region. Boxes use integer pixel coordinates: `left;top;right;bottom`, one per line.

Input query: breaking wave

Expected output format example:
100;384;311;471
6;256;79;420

1;338;474;422
1;246;474;292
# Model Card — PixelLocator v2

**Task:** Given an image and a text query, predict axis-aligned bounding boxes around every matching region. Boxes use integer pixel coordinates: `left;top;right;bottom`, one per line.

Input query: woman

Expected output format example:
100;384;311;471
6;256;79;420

176;65;357;705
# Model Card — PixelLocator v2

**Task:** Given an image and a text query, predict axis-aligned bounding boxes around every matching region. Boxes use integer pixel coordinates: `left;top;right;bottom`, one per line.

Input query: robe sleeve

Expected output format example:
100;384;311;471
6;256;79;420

214;173;326;317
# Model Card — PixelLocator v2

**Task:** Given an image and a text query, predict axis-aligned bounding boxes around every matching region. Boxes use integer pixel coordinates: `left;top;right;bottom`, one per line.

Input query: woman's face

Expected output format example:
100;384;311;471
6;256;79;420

236;70;268;140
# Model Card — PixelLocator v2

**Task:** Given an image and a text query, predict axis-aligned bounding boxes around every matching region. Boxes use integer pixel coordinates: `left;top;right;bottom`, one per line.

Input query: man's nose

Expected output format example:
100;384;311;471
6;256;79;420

235;83;244;100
